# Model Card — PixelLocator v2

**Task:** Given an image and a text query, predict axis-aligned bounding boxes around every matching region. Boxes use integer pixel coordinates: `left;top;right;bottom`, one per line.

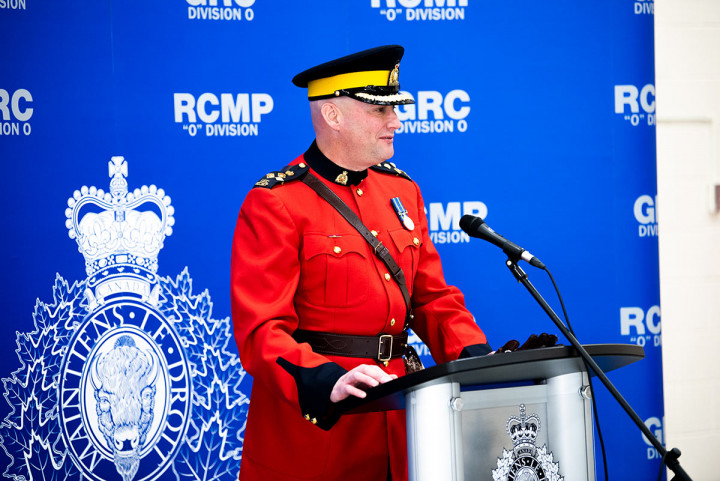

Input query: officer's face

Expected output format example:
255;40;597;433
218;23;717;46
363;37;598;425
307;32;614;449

341;100;402;167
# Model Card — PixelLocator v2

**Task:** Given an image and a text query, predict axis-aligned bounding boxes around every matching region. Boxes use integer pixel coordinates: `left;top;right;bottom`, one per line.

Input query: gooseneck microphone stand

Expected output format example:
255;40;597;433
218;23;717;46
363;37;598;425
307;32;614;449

504;256;692;481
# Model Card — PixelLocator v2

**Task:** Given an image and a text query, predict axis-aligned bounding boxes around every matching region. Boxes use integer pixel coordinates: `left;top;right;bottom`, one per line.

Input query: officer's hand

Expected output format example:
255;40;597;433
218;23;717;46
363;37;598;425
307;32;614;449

330;364;397;403
493;333;558;354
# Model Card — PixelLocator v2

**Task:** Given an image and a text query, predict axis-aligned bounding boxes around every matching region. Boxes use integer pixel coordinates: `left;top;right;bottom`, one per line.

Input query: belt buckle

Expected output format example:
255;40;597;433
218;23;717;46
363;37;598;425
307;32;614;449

377;334;393;363
374;241;385;254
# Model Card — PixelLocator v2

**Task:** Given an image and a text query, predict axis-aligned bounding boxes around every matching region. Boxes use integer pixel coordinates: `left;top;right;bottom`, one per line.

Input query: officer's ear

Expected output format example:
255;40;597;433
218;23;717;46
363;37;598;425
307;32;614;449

320;101;343;132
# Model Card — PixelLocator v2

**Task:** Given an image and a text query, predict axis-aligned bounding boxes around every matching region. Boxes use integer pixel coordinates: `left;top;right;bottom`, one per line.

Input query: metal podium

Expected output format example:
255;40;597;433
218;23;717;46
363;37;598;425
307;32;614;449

336;344;644;481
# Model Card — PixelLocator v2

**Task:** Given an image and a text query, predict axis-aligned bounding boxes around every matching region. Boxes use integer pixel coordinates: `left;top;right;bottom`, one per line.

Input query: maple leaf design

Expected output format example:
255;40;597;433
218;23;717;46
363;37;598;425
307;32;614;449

159;268;248;478
0;275;84;480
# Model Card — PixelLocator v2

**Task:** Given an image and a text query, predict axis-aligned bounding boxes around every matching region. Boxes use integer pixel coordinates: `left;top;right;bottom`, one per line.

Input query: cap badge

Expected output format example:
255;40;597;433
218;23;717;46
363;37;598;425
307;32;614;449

388;64;400;87
335;171;349;185
391;197;415;231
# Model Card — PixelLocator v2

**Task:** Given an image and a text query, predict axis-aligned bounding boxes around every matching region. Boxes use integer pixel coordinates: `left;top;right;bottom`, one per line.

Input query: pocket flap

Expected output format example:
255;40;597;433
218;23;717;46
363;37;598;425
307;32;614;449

388;228;421;253
303;234;368;260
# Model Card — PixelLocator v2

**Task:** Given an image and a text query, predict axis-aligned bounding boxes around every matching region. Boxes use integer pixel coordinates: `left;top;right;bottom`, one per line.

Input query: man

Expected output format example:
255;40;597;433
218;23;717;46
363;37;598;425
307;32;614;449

231;45;491;481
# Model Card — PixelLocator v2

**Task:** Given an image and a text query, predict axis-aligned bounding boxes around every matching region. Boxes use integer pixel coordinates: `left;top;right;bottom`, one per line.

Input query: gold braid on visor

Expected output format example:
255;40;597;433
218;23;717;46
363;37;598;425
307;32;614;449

307;70;391;98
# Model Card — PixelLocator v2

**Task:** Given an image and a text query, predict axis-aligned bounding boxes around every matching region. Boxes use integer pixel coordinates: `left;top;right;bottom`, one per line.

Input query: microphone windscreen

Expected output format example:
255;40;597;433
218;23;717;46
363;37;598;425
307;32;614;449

459;214;485;236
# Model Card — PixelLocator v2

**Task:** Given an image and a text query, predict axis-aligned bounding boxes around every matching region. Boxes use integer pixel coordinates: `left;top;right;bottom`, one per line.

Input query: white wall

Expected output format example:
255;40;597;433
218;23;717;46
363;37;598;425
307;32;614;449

655;1;720;479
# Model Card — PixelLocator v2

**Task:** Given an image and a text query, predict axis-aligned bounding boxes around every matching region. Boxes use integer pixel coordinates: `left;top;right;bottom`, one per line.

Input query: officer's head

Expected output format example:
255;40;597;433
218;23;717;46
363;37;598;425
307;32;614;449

293;45;415;169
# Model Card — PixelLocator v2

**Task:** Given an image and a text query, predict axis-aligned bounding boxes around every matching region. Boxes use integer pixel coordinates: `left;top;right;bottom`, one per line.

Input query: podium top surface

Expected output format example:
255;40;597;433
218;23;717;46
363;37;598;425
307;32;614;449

338;343;644;415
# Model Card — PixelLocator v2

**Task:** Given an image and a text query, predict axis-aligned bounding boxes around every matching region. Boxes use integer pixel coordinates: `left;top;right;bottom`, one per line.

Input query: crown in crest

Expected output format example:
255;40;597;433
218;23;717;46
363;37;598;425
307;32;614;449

65;157;174;309
506;404;540;457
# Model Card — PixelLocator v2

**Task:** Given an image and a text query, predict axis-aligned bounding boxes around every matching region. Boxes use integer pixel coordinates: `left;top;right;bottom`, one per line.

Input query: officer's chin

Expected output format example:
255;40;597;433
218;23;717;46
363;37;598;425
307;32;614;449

381;145;395;161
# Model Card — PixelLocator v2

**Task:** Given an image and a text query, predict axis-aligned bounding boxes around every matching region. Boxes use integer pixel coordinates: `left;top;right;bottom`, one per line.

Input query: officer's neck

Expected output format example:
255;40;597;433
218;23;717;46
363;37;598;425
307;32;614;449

304;140;368;186
316;136;382;172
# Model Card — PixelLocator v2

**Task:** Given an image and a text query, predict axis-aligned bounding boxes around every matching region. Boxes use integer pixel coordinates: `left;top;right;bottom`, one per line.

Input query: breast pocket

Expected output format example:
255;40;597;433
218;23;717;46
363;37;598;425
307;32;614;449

300;234;370;307
388;228;422;293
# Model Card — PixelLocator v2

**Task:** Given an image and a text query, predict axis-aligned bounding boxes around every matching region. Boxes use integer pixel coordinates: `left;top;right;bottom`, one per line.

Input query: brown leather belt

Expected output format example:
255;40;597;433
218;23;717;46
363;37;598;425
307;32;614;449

293;329;408;363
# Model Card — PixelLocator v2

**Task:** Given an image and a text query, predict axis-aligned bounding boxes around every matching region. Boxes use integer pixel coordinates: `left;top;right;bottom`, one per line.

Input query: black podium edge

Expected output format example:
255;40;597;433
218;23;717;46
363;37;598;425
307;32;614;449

336;343;644;415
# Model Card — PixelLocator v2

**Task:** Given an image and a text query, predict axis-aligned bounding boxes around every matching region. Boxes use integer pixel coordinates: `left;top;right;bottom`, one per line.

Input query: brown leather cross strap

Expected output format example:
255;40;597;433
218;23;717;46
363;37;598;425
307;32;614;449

292;330;408;362
301;171;412;318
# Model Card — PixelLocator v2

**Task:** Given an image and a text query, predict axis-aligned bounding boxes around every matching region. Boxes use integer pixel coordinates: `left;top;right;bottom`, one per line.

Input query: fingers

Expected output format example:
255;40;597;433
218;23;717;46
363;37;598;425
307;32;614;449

519;333;558;350
519;334;539;350
330;364;396;403
352;364;396;384
334;383;368;402
538;332;558;346
496;339;519;353
493;333;559;355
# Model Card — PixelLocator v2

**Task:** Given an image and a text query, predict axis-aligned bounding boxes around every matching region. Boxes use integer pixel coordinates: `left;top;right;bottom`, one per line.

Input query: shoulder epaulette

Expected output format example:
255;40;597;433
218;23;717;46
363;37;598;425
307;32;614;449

370;161;412;181
253;162;309;189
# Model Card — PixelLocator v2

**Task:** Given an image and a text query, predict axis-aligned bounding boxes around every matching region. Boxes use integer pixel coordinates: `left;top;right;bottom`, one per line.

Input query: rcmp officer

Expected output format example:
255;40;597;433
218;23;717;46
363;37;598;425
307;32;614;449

231;45;492;481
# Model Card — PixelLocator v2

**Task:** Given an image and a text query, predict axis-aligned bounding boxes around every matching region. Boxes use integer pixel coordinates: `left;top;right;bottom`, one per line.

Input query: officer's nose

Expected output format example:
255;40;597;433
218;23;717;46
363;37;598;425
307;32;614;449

388;108;401;130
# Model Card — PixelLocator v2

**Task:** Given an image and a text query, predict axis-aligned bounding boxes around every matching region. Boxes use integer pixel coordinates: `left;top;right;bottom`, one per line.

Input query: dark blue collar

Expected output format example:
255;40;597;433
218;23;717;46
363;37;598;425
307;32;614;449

303;141;368;186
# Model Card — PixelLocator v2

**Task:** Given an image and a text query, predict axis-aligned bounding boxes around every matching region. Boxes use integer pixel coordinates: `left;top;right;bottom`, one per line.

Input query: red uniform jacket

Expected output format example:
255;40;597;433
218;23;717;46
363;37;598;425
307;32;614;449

231;142;490;481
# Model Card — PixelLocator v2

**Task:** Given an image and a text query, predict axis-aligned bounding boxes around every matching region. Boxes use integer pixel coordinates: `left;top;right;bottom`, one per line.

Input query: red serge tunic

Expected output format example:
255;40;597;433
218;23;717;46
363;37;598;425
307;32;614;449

231;142;490;481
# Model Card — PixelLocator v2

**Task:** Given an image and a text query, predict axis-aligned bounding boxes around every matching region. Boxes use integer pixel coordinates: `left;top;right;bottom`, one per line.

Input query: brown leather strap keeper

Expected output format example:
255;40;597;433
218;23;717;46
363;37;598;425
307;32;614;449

293;329;408;362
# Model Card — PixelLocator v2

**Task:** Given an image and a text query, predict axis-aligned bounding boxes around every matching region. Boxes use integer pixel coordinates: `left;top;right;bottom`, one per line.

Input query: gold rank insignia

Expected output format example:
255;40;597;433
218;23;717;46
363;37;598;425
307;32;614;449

253;163;310;189
370;162;412;181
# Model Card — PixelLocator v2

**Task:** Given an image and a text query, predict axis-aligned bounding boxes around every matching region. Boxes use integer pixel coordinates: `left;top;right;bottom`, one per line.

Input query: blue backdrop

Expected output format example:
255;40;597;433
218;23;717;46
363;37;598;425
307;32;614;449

0;0;661;479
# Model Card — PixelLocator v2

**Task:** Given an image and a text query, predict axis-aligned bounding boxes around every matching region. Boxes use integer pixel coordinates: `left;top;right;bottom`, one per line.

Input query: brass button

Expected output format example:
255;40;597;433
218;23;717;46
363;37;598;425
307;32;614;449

311;418;318;425
333;246;341;254
304;414;310;421
413;237;420;246
384;273;391;281
371;230;378;237
390;318;396;326
356;188;364;196
299;162;306;168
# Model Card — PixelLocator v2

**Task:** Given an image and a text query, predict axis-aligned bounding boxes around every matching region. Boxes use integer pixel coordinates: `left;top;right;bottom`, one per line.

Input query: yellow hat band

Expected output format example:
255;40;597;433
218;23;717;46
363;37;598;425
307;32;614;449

307;70;391;98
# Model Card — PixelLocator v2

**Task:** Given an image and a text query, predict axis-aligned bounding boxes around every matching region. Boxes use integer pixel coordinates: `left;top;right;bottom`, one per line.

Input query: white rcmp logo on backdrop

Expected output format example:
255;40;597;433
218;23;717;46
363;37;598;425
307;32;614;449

396;89;470;134
614;84;656;127
634;0;653;15
173;92;274;138
0;88;33;136
0;157;249;480
492;404;563;481
370;0;467;22
0;0;27;11
426;200;487;245
186;0;256;22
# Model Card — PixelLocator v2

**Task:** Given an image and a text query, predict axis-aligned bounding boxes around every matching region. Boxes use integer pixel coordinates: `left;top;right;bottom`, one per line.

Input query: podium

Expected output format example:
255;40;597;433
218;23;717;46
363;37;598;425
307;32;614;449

336;344;644;481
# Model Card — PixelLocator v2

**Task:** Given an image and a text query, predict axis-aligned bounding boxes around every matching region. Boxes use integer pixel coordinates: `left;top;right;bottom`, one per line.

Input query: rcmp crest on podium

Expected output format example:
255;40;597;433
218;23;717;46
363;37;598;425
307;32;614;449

0;158;249;481
492;404;564;481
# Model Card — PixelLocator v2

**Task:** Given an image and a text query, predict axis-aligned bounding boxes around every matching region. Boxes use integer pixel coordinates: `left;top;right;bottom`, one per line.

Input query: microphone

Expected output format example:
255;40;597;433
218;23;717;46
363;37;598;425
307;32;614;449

459;215;545;269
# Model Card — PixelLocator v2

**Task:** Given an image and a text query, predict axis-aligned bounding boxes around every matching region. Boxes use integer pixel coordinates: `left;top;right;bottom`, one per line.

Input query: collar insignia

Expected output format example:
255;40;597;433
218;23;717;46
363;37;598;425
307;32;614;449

335;171;349;185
